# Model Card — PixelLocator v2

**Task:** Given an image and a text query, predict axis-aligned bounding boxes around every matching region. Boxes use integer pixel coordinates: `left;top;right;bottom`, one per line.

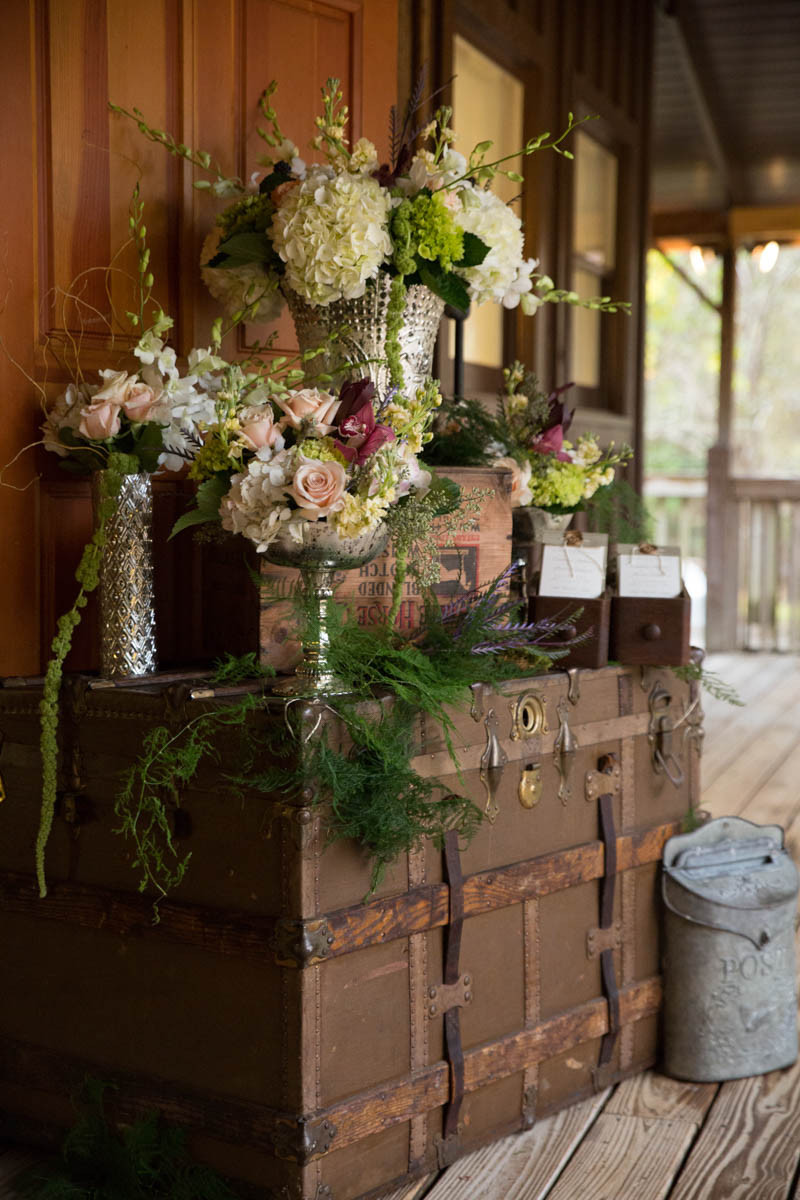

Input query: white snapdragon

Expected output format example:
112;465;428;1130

134;331;177;377
271;167;392;305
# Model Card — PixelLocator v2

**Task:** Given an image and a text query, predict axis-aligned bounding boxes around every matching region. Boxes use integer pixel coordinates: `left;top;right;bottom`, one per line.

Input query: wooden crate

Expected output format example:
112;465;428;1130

0;663;702;1200
609;591;692;666
529;593;611;670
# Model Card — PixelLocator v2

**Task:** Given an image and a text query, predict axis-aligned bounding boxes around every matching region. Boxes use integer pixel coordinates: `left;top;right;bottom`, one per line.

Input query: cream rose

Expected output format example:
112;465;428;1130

79;400;122;440
494;456;533;508
276;388;340;433
285;458;347;520
123;381;159;422
239;406;284;451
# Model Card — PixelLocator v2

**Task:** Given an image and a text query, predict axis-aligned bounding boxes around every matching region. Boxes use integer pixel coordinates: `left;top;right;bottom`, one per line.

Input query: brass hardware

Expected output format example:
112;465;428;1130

271;1114;337;1163
427;972;474;1018
510;690;548;741
519;763;543;809
0;772;5;803
470;681;491;722
272;917;334;967
587;921;623;958
435;1128;465;1168
567;668;581;706
522;1084;537;1129
554;699;578;804
648;682;685;787
585;753;621;803
480;708;508;823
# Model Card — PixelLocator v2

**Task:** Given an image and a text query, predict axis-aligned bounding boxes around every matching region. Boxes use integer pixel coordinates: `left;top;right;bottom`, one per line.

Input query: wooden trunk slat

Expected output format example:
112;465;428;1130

0;820;680;965
668;1058;800;1200
545;1111;698;1200
422;1089;611;1200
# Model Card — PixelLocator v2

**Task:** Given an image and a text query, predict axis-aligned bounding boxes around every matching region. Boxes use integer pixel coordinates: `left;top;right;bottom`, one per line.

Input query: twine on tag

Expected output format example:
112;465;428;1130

637;543;658;555
564;530;584;547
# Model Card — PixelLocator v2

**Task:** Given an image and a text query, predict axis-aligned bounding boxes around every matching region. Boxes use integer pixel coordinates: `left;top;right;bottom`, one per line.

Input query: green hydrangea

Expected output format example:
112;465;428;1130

298;437;349;466
391;192;464;274
218;192;274;238
528;460;585;509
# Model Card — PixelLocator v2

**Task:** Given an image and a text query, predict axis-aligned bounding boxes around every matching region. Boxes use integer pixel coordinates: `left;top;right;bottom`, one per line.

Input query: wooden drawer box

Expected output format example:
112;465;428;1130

528;593;611;670
0;665;702;1199
609;592;691;666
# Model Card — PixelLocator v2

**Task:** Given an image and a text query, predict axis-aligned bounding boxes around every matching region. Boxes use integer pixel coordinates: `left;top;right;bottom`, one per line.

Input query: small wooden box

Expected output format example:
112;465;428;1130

529;592;611;670
609;590;691;666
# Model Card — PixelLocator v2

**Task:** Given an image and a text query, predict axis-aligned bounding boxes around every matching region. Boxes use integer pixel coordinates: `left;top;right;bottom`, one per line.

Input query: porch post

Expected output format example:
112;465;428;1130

705;244;739;651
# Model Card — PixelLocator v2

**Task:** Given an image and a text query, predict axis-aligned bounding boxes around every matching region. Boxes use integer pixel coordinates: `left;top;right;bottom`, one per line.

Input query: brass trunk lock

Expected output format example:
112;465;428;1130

519;763;543;809
510;690;548;741
648;681;685;787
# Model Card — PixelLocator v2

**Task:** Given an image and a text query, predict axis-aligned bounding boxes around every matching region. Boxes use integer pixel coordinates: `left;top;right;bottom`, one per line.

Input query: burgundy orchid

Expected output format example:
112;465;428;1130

541;381;575;435
335;379;377;427
335;402;395;465
529;424;572;462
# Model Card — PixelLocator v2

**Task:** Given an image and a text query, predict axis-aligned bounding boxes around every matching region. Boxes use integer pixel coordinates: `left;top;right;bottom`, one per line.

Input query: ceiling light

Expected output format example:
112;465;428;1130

759;240;779;273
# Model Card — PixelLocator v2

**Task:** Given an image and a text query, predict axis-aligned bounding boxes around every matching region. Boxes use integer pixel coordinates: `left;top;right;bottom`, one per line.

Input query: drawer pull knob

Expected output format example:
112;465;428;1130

642;623;662;640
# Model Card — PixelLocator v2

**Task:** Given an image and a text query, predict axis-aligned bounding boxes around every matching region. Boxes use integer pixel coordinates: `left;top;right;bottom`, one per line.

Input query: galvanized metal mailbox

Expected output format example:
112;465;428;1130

662;816;798;1082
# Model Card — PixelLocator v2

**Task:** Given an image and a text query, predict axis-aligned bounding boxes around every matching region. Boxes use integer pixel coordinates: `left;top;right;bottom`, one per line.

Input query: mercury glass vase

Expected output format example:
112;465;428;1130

91;471;158;679
513;506;573;543
284;275;445;397
262;522;389;697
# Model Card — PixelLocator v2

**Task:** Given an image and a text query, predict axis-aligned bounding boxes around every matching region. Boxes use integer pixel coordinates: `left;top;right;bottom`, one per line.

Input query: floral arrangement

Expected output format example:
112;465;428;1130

492;362;632;513
174;372;439;549
111;79;628;385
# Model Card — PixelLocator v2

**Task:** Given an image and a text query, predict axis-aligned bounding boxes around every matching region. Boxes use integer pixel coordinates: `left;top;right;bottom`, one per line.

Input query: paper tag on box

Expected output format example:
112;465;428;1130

538;533;608;599
615;543;682;598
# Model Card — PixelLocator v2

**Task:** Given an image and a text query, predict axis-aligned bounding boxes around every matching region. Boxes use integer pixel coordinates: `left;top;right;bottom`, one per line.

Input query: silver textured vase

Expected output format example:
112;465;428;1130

263;521;388;696
513;506;573;542
92;471;158;678
284;275;445;398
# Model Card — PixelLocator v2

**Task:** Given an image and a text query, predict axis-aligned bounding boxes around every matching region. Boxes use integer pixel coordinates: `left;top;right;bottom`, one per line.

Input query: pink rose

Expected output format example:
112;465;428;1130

276;388;341;434
285;459;347;519
239;407;284;451
123;382;159;422
494;456;532;508
79;400;122;440
93;370;132;407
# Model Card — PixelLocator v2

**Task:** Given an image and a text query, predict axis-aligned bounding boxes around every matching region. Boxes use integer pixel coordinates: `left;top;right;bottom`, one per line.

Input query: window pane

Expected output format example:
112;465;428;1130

451;35;524;369
570;267;602;387
572;131;618;271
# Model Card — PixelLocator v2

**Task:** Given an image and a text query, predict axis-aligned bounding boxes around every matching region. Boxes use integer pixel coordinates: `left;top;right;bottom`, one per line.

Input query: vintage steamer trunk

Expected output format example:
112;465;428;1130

0;663;703;1199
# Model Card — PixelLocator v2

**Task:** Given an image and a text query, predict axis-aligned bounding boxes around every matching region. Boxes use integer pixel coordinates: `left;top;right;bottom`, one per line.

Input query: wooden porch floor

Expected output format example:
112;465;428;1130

380;652;800;1200
2;653;800;1200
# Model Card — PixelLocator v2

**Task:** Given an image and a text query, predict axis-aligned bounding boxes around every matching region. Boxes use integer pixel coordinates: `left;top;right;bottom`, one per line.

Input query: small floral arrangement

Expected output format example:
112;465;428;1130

492;362;632;513
176;372;439;550
111;78;628;371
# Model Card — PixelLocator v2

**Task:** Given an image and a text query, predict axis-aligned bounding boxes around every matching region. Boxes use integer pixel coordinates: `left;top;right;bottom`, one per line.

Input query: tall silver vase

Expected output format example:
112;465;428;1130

284;275;445;397
262;522;388;696
92;471;158;678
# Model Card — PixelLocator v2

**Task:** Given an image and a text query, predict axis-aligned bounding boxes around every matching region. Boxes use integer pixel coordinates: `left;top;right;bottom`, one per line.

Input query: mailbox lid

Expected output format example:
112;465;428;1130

663;816;799;946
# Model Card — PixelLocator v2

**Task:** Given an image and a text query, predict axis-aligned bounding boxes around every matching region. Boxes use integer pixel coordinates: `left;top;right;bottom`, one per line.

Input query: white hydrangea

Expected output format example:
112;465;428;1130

453;187;527;307
270;168;392;305
200;229;284;325
220;452;294;551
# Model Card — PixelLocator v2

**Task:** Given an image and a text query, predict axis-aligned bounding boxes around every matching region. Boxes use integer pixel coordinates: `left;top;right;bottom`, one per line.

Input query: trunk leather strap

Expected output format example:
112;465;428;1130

593;766;621;1089
436;828;467;1165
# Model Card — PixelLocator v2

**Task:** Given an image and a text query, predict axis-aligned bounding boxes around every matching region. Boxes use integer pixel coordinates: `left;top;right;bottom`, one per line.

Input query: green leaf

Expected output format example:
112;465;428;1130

426;474;462;516
170;474;230;540
205;232;273;268
418;264;471;314
455;232;490;269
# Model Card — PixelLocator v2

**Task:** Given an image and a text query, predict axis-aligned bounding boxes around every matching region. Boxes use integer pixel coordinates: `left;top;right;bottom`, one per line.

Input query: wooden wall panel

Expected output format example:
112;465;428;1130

0;0;398;676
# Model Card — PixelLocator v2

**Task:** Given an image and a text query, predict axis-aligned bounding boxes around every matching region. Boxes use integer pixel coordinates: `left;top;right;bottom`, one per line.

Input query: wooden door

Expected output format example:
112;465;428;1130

0;0;398;676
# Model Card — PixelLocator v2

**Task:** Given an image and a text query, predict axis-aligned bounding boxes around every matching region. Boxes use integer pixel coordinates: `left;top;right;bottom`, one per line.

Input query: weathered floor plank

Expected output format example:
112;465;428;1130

604;1071;718;1125
668;1058;800;1200
544;1112;698;1200
378;1176;437;1200
421;1090;610;1200
700;662;800;792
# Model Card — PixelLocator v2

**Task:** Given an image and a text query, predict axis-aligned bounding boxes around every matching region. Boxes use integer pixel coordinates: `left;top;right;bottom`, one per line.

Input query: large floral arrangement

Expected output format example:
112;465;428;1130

176;370;438;549
492;362;632;513
111;79;628;363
